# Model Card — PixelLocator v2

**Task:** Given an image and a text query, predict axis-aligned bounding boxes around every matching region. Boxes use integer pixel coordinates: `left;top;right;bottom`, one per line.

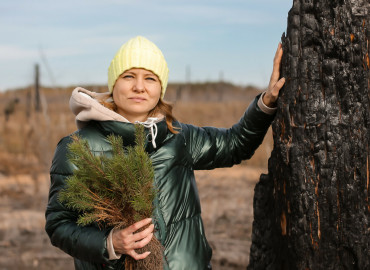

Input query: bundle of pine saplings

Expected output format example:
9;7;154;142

59;125;163;270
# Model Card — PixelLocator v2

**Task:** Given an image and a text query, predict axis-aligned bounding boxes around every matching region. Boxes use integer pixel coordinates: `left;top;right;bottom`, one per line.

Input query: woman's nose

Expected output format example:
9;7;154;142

133;78;145;92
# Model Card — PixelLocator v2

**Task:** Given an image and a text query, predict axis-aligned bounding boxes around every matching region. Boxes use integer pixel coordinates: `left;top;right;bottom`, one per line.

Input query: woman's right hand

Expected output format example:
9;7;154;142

112;218;154;260
263;42;285;107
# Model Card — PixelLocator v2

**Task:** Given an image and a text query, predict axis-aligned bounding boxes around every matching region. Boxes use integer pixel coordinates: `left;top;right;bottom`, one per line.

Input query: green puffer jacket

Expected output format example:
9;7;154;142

45;94;275;270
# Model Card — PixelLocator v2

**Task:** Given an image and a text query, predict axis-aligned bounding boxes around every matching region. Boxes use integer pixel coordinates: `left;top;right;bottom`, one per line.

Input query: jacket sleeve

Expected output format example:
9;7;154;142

184;94;276;170
45;136;111;264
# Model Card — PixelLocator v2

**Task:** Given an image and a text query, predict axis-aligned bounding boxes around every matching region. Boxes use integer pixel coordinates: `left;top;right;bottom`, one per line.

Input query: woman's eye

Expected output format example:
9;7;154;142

146;77;156;81
122;75;133;79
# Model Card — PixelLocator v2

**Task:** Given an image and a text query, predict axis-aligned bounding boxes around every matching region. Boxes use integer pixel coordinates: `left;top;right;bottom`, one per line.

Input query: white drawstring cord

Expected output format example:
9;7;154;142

135;117;159;148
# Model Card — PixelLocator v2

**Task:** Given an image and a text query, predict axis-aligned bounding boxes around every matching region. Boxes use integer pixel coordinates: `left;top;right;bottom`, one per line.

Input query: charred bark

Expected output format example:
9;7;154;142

248;0;369;269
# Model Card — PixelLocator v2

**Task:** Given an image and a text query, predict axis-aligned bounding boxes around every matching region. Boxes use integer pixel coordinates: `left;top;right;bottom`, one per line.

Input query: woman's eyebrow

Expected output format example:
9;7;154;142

123;71;135;75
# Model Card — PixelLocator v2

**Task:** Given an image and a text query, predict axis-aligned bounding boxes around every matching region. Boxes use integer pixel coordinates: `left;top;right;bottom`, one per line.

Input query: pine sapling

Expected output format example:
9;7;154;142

59;124;164;269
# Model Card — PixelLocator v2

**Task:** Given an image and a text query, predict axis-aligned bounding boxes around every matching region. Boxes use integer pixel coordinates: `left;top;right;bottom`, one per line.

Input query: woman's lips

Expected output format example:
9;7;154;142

129;97;146;102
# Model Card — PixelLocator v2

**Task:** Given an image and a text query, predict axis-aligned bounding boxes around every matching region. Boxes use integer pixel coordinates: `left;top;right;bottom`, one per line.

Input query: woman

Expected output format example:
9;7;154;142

45;36;285;270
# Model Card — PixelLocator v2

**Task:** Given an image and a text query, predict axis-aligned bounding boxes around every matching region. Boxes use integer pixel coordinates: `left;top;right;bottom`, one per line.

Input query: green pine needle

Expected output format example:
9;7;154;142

59;124;157;228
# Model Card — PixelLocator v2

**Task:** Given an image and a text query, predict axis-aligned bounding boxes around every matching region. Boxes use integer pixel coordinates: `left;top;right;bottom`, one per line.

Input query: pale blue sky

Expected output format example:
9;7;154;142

0;0;292;91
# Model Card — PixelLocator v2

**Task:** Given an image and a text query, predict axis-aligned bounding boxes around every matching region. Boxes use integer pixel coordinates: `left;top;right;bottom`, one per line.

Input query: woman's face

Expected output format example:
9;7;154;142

113;68;162;122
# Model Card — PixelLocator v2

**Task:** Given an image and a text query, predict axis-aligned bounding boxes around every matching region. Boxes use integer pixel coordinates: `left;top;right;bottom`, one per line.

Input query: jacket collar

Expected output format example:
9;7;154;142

70;87;169;151
70;87;130;129
92;120;169;153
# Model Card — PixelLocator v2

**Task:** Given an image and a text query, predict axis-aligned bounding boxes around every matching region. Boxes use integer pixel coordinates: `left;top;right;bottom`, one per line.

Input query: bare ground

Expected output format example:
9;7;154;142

0;166;263;270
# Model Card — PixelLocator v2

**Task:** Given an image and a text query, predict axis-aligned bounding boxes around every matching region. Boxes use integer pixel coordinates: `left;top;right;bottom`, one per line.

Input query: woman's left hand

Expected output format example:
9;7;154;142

112;218;154;260
263;43;285;107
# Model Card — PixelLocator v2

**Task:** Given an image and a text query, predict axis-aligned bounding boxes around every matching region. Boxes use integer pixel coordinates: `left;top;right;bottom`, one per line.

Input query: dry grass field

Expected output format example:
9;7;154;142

0;83;273;269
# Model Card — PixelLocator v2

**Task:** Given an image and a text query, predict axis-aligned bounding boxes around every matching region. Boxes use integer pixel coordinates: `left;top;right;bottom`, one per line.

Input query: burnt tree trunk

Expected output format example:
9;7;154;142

248;0;369;269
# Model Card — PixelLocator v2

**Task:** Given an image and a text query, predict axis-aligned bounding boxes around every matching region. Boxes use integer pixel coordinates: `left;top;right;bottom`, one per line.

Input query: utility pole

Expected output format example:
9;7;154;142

35;63;41;112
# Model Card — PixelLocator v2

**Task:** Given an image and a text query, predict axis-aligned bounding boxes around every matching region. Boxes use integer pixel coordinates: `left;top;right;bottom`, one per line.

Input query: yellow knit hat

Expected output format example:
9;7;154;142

108;36;169;98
